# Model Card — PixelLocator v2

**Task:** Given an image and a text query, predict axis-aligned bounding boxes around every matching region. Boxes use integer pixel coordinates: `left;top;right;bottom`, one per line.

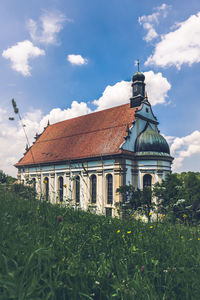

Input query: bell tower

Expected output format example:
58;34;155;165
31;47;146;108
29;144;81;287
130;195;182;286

130;60;145;108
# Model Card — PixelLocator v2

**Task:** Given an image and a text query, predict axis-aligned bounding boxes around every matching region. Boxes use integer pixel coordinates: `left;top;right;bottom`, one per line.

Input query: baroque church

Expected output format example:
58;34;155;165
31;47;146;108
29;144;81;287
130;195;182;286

15;68;173;217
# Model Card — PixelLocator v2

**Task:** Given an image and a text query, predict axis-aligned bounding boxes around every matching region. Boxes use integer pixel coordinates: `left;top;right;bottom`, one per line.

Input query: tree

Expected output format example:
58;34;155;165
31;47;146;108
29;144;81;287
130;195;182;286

153;172;200;224
0;170;7;184
116;185;154;221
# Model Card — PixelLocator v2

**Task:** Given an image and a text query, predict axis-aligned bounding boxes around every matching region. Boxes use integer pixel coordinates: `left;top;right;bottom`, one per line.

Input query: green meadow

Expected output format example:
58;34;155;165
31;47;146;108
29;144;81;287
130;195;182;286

0;188;200;300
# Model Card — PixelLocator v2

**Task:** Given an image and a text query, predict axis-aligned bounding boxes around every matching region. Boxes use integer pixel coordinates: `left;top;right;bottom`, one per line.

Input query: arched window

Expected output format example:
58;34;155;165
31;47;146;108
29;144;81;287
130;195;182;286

107;174;113;204
90;175;97;204
44;177;49;201
143;174;152;188
32;178;36;190
58;176;64;202
75;176;80;203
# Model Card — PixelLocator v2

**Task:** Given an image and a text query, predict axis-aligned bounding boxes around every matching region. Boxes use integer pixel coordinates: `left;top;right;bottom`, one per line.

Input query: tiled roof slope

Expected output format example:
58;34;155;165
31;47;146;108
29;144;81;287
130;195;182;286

16;103;137;167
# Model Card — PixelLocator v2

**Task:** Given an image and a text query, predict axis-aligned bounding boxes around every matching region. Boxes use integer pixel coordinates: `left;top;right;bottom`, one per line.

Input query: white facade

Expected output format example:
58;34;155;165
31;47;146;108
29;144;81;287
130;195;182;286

17;100;173;217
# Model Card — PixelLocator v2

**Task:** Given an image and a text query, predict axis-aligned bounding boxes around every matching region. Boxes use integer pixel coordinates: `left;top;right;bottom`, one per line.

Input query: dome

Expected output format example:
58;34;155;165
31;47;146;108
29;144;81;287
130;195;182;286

135;124;170;154
132;71;145;82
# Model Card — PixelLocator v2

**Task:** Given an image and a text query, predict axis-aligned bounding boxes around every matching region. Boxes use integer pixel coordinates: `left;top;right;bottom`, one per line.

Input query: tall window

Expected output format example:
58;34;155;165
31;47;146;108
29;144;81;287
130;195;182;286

59;176;64;202
143;174;152;187
32;178;36;190
44;177;49;201
75;176;80;203
107;174;113;204
91;175;97;204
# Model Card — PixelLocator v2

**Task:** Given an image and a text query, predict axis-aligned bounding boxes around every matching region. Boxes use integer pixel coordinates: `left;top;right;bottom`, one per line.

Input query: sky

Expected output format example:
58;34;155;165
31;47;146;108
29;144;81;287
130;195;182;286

0;0;200;176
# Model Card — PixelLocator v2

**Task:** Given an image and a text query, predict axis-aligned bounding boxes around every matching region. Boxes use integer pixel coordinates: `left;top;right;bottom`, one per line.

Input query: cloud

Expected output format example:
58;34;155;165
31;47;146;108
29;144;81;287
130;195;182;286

145;12;200;69
2;40;45;76
27;11;66;45
39;101;91;129
169;131;200;170
93;81;132;111
144;71;171;105
93;71;171;110
139;3;171;42
67;54;88;65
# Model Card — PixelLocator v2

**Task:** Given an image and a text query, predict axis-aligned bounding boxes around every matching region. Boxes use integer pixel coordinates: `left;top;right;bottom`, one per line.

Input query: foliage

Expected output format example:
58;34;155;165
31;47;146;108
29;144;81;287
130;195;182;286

117;185;154;221
0;189;200;299
0;170;17;184
153;172;200;224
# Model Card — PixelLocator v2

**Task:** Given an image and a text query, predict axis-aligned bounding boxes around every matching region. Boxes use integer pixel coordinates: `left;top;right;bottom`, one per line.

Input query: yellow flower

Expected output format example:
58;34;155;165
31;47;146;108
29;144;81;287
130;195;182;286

37;207;40;210
149;212;152;216
43;180;47;184
180;235;184;239
116;230;120;233
149;226;153;229
162;214;166;217
122;234;125;238
127;231;131;234
183;214;187;218
198;238;200;241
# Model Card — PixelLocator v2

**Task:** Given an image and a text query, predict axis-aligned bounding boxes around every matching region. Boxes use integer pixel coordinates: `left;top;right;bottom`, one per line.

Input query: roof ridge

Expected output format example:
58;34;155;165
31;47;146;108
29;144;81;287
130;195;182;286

38;122;133;144
48;103;131;127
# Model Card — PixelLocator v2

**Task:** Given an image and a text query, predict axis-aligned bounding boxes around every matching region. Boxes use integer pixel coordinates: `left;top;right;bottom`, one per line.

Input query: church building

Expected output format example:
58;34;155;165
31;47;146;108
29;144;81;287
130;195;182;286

15;69;173;217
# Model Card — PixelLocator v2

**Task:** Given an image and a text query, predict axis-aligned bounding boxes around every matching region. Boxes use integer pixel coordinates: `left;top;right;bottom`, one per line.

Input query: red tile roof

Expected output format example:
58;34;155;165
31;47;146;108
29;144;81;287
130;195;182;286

16;103;138;167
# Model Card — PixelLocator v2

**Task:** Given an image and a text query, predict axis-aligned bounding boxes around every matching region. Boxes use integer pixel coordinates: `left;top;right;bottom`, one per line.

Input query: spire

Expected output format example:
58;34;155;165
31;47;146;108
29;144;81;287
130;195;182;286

130;62;145;108
136;59;140;72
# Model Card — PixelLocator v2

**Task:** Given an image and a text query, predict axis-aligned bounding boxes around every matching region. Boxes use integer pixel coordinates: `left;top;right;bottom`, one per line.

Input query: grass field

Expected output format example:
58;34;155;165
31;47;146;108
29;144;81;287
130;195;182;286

0;189;200;299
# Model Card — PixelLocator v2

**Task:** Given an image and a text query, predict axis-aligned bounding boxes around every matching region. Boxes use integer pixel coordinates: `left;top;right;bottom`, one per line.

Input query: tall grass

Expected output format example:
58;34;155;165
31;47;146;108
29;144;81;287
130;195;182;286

0;189;200;299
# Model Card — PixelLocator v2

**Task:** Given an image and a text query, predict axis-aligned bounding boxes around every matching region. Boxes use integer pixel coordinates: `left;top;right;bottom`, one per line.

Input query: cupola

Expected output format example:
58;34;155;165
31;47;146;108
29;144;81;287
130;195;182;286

135;123;170;154
130;60;145;108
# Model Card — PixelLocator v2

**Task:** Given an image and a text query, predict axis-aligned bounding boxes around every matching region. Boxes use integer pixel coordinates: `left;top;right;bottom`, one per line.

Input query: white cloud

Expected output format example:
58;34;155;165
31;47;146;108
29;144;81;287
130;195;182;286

145;12;200;69
67;54;88;66
169;131;200;170
93;71;171;110
139;3;171;42
27;11;66;45
144;71;171;105
39;101;91;129
93;81;132;111
2;40;45;76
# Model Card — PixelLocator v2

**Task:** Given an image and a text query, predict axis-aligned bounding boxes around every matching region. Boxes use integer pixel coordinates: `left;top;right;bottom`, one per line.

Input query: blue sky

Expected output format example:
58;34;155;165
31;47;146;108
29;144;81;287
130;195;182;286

0;0;200;176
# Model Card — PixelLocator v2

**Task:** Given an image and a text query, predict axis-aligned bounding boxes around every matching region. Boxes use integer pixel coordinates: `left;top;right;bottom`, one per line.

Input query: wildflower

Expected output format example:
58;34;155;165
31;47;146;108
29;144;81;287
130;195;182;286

43;180;47;184
149;226;153;229
180;235;184;239
57;215;63;222
140;266;145;273
37;207;40;210
122;234;125;238
127;231;131;234
198;238;200;241
183;214;187;218
149;212;152;216
116;229;120;233
162;214;166;217
95;281;100;285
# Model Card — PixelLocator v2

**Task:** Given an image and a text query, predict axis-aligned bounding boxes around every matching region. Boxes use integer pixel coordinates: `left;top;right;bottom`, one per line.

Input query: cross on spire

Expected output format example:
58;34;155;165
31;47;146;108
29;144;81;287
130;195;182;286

136;59;140;72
